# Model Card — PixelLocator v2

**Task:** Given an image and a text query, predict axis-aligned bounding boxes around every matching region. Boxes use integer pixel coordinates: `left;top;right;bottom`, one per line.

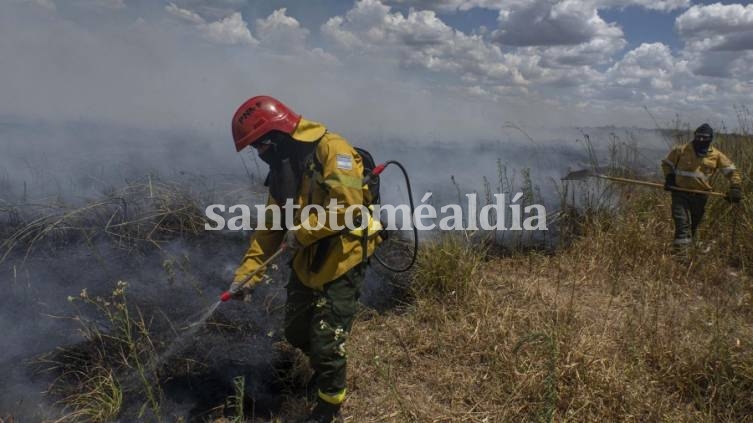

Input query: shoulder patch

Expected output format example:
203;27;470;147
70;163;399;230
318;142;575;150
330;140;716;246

336;153;353;171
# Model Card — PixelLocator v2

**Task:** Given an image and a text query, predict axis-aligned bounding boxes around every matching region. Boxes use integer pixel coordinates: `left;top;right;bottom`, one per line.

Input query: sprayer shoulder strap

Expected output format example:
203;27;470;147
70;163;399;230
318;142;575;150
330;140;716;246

303;137;377;270
306;138;372;198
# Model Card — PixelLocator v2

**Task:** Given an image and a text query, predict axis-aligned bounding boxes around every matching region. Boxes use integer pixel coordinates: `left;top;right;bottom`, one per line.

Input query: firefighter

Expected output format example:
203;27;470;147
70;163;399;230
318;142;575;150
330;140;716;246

228;95;379;422
661;123;742;249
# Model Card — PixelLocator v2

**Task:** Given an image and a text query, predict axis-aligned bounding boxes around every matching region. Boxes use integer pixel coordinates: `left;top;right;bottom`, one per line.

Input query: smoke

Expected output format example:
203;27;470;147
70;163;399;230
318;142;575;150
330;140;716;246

0;1;673;206
0;0;680;145
0;1;680;420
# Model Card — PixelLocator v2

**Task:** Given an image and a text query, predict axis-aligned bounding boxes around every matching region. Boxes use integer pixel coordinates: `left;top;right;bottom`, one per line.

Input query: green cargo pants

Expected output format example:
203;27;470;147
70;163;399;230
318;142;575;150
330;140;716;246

284;264;364;405
671;191;708;246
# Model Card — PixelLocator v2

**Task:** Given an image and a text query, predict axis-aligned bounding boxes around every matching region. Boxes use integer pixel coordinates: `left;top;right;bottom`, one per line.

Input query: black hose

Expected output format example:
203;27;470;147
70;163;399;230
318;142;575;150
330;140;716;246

374;160;419;273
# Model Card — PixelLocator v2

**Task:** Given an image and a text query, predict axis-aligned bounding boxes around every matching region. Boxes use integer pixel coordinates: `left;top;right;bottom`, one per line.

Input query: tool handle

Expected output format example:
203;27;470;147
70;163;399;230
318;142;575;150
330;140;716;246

597;175;726;197
669;186;726;197
219;245;287;302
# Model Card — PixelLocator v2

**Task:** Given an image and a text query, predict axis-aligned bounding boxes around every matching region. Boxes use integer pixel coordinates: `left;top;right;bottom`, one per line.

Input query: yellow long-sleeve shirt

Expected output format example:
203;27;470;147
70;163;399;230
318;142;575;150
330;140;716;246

661;143;741;191
233;118;380;289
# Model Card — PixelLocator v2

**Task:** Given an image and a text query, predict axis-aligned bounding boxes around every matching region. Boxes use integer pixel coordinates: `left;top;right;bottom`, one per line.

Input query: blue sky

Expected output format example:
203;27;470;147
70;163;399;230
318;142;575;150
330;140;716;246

1;0;752;140
600;0;745;52
600;6;682;51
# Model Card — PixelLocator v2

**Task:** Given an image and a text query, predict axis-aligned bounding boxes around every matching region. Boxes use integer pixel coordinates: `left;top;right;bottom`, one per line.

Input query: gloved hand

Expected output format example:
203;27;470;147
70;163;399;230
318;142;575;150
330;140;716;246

726;185;742;203
283;229;302;253
228;280;253;302
664;174;676;191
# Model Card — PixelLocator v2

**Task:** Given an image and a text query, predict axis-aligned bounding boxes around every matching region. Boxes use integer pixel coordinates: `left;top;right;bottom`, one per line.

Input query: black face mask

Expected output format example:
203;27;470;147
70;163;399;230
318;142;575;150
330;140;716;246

257;132;316;206
692;136;712;157
267;157;299;206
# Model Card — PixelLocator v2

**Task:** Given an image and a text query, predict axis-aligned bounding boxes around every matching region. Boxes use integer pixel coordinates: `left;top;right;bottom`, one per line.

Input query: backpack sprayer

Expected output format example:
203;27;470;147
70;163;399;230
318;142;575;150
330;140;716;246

220;157;419;302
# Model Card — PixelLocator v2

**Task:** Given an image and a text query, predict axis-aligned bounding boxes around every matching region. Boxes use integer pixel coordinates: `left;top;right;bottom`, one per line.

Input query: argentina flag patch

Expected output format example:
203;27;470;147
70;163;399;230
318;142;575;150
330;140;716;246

336;153;353;170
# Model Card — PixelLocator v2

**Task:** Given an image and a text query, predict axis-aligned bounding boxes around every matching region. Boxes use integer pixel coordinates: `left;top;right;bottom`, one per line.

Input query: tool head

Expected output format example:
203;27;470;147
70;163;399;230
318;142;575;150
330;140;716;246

220;291;233;302
561;169;598;181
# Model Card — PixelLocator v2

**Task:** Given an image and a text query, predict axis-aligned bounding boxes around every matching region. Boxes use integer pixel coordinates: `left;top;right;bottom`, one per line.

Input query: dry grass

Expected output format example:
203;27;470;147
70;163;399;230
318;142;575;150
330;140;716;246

14;118;752;421
410;233;488;303
52;369;122;423
344;127;753;422
37;282;166;422
0;176;210;265
346;207;753;421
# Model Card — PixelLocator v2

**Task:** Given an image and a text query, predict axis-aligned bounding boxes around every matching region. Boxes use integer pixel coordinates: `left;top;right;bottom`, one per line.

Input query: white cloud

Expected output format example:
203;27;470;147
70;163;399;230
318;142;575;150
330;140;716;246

322;16;365;50
166;2;205;24
322;0;390;50
383;0;505;11
322;0;630;105
493;1;613;47
322;0;524;85
255;0;746;123
592;0;689;12
166;0;247;20
252;9;338;64
604;43;686;97
676;3;753;53
383;0;682;74
84;0;126;8
201;12;256;45
491;0;626;66
166;4;257;46
166;5;335;62
385;0;689;12
609;43;677;80
3;0;749;132
675;4;753;79
676;3;753;39
537;32;626;68
255;8;310;51
586;41;751;123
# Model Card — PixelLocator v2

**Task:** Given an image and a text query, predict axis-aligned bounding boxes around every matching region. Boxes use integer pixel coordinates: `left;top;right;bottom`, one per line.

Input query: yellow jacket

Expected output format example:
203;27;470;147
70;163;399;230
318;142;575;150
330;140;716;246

233;118;380;289
661;143;741;191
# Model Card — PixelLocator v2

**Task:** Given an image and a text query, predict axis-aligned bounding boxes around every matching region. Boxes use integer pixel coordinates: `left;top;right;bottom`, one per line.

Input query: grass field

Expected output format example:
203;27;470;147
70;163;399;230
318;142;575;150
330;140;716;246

342;125;753;422
2;121;751;422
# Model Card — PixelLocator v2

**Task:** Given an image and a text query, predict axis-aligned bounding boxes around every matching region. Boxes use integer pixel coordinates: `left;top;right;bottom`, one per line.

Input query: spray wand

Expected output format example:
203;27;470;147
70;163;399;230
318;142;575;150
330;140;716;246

220;244;288;302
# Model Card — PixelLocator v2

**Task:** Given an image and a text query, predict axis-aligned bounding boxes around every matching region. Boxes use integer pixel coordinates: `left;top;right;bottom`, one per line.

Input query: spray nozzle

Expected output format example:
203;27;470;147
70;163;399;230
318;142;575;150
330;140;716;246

219;246;288;304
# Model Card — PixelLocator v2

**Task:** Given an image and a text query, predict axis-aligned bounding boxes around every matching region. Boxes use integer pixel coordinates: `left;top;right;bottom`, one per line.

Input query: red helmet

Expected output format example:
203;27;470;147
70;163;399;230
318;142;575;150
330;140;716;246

231;96;301;152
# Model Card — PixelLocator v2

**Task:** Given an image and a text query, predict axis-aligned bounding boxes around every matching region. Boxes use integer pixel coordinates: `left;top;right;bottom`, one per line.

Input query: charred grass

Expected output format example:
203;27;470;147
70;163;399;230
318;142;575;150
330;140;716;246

0;175;213;265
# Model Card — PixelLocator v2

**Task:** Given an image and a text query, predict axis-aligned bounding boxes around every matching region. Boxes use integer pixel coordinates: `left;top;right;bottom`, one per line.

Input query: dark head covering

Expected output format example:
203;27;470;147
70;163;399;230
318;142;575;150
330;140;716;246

694;123;713;138
692;123;713;156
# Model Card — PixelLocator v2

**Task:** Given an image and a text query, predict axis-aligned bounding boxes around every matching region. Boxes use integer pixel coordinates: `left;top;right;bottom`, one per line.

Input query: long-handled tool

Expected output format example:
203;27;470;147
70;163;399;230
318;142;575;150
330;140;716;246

561;169;726;197
219;244;288;302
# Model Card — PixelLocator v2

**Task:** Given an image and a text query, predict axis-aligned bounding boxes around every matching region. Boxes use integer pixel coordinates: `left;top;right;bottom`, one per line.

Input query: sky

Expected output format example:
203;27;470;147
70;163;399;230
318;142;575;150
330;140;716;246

2;0;753;142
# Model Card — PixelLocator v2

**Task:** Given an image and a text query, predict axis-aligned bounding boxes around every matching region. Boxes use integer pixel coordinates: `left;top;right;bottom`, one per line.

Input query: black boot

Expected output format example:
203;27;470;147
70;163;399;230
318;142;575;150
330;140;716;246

304;400;342;423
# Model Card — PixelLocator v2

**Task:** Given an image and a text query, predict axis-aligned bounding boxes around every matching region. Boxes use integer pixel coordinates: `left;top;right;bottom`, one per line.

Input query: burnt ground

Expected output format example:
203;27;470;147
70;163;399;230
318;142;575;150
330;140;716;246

0;228;404;422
